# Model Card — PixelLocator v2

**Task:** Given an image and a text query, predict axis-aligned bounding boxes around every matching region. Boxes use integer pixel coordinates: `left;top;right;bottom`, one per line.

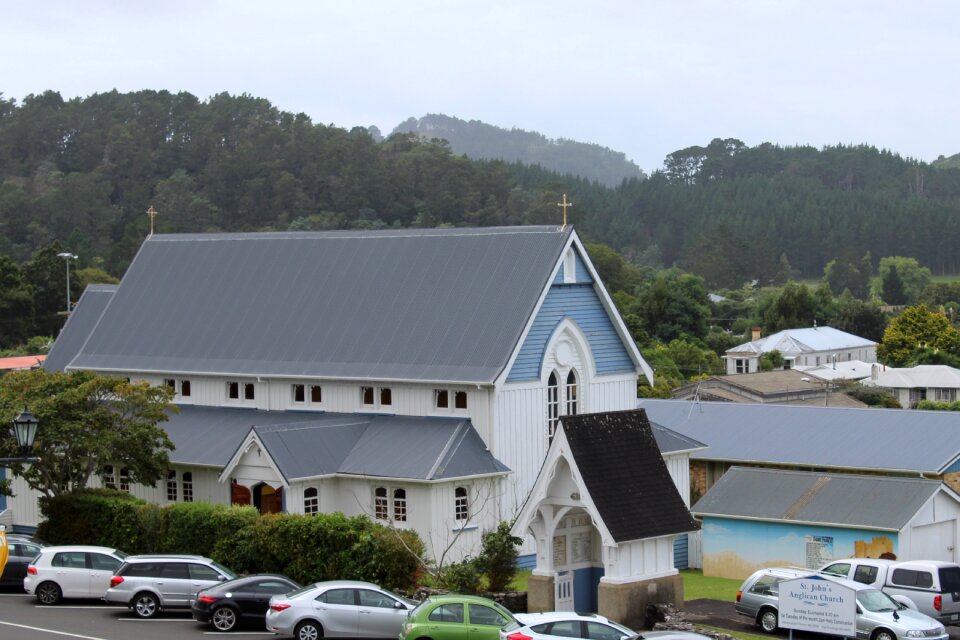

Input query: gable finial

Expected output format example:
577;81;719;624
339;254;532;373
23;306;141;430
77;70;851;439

147;206;158;236
557;194;573;228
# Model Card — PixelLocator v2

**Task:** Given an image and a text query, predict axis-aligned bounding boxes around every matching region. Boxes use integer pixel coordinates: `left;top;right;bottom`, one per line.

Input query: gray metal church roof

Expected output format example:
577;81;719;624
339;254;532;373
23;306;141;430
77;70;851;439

256;414;510;481
650;422;707;455
692;467;945;531
65;227;573;384
639;399;960;474
43;285;117;372
164;405;509;481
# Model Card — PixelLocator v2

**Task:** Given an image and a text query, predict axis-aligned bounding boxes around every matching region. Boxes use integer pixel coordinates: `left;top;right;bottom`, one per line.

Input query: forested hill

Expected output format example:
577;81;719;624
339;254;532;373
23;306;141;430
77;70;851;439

3;91;960;292
392;114;644;187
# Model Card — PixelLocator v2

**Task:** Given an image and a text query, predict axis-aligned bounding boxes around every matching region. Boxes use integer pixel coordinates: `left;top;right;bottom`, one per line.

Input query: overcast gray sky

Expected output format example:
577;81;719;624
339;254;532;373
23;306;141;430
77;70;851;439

4;1;959;172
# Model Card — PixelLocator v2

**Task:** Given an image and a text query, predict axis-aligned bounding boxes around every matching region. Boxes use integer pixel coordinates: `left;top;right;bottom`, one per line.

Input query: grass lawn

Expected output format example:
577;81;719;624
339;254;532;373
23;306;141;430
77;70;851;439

681;569;742;601
509;569;531;592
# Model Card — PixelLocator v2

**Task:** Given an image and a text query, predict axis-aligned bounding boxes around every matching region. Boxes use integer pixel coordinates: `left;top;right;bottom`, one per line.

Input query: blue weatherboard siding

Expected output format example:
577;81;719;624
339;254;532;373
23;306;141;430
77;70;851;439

673;535;688;569
516;553;536;569
507;284;635;382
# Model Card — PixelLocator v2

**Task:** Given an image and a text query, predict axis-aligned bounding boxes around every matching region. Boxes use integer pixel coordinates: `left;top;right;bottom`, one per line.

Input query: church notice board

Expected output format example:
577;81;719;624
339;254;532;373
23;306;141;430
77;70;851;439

778;576;856;637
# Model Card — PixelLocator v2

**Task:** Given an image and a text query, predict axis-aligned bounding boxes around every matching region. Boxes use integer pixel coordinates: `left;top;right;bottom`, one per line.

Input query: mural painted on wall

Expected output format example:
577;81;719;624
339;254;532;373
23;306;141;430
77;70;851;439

702;517;897;580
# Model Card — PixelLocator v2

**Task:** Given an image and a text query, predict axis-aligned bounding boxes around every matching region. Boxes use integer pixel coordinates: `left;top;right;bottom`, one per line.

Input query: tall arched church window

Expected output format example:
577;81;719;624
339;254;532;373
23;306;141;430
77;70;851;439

304;487;319;515
566;369;578;416
547;371;560;441
374;487;388;520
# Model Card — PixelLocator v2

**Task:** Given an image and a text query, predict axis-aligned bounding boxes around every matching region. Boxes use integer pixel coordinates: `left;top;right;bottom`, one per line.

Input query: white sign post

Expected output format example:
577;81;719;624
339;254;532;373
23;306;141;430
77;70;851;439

779;576;857;638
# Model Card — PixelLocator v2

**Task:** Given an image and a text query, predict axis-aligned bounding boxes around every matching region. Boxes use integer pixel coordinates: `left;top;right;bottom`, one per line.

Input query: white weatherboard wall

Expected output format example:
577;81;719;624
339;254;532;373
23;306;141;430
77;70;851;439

603;535;678;584
901;490;960;562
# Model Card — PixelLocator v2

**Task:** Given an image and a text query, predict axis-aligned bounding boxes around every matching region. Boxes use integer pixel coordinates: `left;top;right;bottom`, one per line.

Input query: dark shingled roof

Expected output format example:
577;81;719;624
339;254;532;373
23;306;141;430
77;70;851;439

65;226;572;384
165;406;509;481
44;285;117;372
560;409;697;543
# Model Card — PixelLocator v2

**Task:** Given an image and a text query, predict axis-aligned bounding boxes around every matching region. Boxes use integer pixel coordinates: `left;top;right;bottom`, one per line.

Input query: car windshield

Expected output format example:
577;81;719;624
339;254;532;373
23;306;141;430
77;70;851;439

285;583;320;599
209;561;236;580
114;549;128;559
858;589;900;612
409;599;433;618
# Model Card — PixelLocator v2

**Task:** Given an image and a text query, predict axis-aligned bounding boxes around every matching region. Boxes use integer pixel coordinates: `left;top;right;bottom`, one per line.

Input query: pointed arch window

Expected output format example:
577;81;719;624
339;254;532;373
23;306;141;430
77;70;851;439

547;371;560;441
393;488;407;522
304;487;319;515
566;369;579;416
374;487;388;520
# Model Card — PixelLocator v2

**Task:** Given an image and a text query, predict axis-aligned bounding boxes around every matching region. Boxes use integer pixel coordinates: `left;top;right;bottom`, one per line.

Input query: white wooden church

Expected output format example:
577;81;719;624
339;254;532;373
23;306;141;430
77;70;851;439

5;225;697;576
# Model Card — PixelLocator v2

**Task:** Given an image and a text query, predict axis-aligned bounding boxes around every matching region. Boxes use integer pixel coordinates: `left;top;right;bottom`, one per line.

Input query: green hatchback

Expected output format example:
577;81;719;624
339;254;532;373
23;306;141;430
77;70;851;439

400;595;516;640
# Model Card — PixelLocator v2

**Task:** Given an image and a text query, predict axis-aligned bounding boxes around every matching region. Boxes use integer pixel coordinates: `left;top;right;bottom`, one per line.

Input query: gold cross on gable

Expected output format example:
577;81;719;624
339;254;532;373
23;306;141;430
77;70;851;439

557;194;573;226
147;206;158;235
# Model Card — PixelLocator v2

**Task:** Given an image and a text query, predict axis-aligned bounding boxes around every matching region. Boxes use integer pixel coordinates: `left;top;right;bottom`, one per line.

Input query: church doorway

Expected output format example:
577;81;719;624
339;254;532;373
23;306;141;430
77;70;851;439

253;483;283;514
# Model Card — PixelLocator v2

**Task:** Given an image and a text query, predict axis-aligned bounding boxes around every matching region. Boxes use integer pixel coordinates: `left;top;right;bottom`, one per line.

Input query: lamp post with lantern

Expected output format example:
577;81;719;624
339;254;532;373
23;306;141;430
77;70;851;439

0;407;40;464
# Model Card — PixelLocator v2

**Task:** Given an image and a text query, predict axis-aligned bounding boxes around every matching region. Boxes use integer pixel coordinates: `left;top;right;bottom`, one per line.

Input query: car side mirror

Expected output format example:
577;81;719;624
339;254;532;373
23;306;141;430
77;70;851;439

395;601;406;609
218;575;228;582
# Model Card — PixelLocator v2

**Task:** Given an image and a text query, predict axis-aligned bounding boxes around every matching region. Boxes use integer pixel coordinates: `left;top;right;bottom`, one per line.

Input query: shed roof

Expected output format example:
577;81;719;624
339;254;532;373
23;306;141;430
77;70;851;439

43;285;117;372
65;227;573;384
692;467;946;531
638;399;960;474
561;409;697;543
726;326;875;356
164;405;509;481
0;355;46;371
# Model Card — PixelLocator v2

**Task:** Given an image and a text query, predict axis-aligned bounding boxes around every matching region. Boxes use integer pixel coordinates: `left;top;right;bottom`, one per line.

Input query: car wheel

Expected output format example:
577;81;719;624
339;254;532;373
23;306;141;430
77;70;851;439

36;582;62;605
211;605;238;632
132;592;160;619
873;630;896;640
295;620;323;640
759;608;778;633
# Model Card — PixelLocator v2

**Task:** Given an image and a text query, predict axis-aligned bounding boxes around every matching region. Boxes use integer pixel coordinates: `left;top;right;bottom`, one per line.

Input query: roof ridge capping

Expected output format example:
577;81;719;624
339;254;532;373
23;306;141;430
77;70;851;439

148;225;570;242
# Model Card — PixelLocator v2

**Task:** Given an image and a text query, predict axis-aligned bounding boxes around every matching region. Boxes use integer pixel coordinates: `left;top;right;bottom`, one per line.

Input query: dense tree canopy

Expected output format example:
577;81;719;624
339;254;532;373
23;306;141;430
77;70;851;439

876;305;960;366
0;369;176;498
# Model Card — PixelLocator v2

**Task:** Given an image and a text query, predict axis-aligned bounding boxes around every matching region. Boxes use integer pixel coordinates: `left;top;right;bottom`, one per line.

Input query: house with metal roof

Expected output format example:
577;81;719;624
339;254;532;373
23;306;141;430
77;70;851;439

692;467;960;578
10;225;655;563
670;369;867;407
513;409;697;627
724;326;876;374
866;364;960;408
637;399;960;501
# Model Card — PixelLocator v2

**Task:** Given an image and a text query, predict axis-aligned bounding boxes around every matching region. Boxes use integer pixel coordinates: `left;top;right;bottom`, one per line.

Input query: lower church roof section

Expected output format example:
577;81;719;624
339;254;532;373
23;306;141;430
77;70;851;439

164;405;509;481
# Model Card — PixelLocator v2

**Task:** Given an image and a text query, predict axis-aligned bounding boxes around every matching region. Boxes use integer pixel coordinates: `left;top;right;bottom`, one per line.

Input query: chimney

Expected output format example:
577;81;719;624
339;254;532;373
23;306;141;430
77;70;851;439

751;326;762;342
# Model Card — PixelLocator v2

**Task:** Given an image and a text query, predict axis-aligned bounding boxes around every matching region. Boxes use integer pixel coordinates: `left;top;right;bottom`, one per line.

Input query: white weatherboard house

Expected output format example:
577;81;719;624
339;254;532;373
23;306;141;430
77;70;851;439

867;364;960;408
724;326;877;375
5;226;666;566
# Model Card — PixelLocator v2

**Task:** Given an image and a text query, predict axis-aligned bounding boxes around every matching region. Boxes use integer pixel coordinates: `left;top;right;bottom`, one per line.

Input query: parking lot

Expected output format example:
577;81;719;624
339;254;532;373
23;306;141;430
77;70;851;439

0;590;277;640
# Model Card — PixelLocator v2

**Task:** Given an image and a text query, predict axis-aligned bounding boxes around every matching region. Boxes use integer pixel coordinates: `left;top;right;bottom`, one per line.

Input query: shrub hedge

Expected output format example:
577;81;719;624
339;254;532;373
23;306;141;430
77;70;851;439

37;491;423;590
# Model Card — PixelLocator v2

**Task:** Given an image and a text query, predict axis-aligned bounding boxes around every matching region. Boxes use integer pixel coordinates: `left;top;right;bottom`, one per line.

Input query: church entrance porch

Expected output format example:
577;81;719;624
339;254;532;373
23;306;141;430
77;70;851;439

253;482;283;514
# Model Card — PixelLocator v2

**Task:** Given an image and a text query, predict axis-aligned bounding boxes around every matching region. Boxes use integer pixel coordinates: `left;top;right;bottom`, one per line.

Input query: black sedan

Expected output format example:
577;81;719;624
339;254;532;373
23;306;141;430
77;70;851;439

1;535;44;588
192;574;300;632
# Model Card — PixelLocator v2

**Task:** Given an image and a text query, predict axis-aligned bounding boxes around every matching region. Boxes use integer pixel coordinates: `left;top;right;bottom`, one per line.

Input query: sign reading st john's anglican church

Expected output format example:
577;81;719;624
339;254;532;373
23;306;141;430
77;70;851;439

779;576;857;637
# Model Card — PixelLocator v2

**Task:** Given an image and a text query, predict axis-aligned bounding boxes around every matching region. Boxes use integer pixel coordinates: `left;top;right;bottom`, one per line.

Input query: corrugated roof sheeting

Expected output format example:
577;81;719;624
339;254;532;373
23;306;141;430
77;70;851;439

693;467;941;530
66;227;570;383
164;406;509;481
650;422;707;454
727;326;876;355
638;399;960;474
43;285;117;372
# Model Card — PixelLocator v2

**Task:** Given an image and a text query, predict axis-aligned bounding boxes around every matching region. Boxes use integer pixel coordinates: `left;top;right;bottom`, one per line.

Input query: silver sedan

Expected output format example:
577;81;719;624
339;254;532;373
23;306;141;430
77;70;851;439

265;580;414;640
502;612;713;640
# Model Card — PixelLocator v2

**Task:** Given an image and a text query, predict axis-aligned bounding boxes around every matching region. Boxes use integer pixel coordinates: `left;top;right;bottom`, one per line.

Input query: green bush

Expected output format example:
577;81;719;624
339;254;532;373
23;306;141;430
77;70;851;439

161;501;258;555
441;559;482;594
37;489;148;551
476;521;522;592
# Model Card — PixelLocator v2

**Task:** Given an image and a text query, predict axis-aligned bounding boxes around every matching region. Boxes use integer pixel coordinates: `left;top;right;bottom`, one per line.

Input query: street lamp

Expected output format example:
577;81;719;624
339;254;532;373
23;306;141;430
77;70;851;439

57;252;77;314
0;407;39;464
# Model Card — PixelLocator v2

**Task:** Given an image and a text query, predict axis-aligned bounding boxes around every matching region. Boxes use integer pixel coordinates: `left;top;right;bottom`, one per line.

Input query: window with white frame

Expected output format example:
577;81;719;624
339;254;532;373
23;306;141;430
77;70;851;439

228;381;255;402
374;487;388;520
435;389;468;411
361;386;392;409
393;488;407;522
244;383;255;400
292;384;322;405
565;369;578;416
455;486;469;521
735;359;749;373
310;385;322;403
293;384;305;403
102;465;116;490
163;378;175;391
167;470;177;501
180;380;191;396
228;381;240;400
304;487;319;515
182;472;194;502
936;388;957;402
119;468;130;493
547;372;559;441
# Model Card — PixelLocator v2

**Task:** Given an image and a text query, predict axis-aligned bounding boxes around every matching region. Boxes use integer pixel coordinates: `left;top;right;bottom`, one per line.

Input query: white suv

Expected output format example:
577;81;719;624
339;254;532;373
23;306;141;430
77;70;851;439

24;545;128;604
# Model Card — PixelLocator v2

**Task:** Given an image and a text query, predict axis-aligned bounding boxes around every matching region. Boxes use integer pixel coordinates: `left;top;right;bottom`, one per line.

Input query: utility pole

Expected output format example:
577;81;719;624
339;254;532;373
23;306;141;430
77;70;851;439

56;252;77;314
